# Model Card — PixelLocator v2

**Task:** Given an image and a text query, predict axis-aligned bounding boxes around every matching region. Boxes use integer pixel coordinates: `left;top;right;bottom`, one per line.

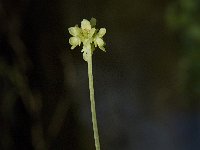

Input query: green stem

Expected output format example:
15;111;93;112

87;53;101;150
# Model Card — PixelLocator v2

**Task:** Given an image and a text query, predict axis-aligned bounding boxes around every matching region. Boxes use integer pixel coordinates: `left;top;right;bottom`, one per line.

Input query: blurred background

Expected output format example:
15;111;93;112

0;0;200;150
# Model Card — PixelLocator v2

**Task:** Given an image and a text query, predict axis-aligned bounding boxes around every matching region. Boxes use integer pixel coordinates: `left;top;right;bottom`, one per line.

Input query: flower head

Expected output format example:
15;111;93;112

68;18;106;61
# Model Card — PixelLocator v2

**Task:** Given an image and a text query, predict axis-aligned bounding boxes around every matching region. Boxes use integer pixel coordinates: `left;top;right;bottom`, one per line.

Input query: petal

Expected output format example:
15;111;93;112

82;45;91;62
98;28;106;37
96;37;104;47
88;28;96;38
71;45;76;49
81;19;91;30
68;27;80;36
95;37;106;51
99;46;106;52
69;37;81;48
90;18;96;27
83;51;88;61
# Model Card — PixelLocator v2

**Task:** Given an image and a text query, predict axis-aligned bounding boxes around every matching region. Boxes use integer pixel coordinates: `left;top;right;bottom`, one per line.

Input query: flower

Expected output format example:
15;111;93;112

94;28;106;51
68;26;81;49
68;18;106;61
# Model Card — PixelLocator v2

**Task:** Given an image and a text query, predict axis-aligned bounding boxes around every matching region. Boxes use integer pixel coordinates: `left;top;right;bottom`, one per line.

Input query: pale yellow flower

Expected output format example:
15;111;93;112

68;18;106;61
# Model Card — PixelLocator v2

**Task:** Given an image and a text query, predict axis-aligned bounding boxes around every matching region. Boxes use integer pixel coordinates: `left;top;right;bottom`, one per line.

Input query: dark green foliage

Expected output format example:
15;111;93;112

167;0;200;97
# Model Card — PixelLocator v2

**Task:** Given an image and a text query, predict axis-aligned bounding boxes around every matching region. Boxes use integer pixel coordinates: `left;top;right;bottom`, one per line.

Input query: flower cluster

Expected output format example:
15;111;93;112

68;18;106;61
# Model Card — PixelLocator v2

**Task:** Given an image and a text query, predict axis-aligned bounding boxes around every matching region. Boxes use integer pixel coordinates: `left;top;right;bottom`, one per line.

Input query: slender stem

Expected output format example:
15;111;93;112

87;53;101;150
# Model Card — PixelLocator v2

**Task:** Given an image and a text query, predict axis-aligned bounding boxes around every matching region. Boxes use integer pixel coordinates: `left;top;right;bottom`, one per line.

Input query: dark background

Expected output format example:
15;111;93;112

0;0;200;150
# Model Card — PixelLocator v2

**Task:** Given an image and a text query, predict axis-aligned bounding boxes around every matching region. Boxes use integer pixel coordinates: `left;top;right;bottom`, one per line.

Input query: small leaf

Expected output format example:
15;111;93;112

90;17;97;27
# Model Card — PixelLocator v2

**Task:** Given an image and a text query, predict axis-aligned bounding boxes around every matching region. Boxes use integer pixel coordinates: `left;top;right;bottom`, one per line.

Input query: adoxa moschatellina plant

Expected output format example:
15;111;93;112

68;18;106;150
